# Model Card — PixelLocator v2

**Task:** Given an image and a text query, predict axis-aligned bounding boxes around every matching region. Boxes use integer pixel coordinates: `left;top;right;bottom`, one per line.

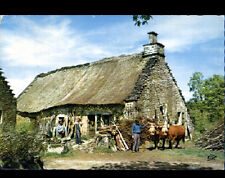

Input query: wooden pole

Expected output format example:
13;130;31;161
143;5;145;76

114;125;129;150
95;115;98;135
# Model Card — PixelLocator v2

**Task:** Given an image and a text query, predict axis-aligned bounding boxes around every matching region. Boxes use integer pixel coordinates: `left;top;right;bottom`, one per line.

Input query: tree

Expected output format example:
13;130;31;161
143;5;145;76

188;72;204;102
133;15;152;26
202;74;224;122
187;72;224;135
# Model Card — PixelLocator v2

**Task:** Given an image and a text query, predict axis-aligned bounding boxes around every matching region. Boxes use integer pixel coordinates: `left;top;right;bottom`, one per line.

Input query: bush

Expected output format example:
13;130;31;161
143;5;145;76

0;125;46;169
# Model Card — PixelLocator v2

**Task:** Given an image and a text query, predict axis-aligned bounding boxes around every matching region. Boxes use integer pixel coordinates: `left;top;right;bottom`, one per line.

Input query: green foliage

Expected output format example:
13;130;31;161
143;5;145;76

81;136;88;140
0;122;46;169
187;72;224;135
133;15;152;26
93;146;114;153
188;72;204;102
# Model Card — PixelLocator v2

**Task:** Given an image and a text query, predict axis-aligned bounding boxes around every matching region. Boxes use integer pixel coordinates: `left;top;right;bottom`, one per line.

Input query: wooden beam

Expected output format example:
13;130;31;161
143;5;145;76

95;115;97;135
114;125;129;150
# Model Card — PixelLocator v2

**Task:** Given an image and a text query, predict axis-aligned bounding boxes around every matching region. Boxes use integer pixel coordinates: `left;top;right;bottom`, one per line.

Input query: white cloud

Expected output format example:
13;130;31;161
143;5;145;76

0;16;112;68
150;15;224;53
3;15;222;69
6;77;34;97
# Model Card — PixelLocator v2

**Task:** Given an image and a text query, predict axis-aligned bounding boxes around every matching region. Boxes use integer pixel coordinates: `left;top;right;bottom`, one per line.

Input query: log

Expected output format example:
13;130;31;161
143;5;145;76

115;134;124;151
115;126;129;150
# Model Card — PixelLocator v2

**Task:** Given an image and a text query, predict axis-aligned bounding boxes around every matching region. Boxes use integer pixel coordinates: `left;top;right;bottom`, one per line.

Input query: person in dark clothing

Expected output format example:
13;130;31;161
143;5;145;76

75;118;82;144
131;119;146;152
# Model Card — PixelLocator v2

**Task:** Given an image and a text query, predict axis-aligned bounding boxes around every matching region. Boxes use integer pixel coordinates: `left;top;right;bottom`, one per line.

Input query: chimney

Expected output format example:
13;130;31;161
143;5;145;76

143;31;165;59
148;31;158;43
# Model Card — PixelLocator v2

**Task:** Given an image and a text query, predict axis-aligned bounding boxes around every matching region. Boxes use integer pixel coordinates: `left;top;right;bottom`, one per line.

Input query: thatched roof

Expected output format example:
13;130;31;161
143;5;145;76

17;53;154;113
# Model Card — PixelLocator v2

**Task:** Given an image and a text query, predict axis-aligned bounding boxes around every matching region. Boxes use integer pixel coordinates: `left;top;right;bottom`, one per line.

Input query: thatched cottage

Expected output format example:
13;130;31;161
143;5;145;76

0;68;17;130
17;32;193;138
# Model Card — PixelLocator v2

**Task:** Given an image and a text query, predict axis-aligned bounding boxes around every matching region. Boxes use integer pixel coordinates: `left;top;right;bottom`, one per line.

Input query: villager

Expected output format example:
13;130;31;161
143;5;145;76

131;119;146;152
57;120;65;138
75;118;82;144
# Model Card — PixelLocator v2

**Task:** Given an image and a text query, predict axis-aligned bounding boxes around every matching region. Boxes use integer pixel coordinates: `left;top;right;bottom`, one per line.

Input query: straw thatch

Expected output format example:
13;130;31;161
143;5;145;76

17;53;152;113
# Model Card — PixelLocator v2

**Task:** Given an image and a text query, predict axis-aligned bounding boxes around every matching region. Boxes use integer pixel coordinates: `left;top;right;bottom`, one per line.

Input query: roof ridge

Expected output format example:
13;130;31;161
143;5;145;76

36;53;141;79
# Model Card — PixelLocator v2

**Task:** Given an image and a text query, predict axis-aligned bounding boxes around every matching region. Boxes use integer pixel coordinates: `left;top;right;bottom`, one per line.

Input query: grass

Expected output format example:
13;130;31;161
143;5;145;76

93;146;114;153
147;140;224;162
40;150;79;158
81;136;88;141
160;147;224;162
174;148;223;160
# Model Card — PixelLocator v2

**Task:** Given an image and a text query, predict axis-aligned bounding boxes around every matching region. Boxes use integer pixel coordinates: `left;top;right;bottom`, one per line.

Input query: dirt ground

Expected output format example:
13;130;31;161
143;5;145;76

43;147;224;170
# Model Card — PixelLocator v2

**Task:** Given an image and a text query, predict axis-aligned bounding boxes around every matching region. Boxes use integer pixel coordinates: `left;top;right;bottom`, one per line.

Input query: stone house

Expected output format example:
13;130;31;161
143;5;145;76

17;32;194;138
0;68;17;130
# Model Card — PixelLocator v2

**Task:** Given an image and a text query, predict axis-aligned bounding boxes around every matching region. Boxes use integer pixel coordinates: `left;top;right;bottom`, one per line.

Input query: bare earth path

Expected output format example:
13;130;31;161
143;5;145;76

43;148;224;170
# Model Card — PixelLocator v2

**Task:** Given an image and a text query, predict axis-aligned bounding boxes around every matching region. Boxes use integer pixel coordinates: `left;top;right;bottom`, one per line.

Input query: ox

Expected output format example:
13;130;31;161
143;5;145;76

148;122;168;150
168;125;185;149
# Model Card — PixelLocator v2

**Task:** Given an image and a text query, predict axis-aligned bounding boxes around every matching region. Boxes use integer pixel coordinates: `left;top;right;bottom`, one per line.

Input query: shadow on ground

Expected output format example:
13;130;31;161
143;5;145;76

89;161;213;170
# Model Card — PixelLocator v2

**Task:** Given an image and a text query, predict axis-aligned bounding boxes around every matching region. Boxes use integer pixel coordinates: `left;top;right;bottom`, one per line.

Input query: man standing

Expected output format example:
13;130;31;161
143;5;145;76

75;118;82;144
131;119;146;152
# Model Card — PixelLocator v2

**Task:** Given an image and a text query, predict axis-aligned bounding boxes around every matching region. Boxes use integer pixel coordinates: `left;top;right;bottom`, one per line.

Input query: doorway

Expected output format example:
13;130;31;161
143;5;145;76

88;115;95;138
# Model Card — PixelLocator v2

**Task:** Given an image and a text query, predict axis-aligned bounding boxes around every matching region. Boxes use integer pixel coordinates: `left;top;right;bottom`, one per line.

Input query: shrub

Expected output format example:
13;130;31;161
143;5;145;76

0;125;46;169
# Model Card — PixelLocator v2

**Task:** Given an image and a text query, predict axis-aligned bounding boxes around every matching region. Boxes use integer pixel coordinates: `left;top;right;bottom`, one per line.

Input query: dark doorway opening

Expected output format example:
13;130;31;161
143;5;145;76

88;115;95;138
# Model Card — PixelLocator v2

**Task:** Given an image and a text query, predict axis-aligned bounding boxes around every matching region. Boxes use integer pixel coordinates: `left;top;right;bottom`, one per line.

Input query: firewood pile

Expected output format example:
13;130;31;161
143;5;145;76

98;117;154;150
195;123;224;151
98;125;129;151
118;118;153;149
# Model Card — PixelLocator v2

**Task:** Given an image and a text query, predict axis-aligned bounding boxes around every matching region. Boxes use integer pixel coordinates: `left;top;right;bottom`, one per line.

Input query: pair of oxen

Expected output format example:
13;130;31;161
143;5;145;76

147;122;185;149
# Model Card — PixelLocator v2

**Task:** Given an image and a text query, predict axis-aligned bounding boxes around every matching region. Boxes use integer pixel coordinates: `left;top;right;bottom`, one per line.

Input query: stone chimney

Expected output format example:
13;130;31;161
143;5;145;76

148;31;158;43
143;31;165;58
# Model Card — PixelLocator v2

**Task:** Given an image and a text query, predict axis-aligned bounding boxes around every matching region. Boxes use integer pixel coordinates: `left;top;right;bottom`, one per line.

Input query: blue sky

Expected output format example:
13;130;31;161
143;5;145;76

0;15;224;101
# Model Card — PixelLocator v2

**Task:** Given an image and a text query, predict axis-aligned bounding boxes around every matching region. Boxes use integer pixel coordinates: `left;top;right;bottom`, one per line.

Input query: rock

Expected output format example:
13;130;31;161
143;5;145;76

47;145;64;154
110;145;117;152
95;134;110;148
61;145;71;154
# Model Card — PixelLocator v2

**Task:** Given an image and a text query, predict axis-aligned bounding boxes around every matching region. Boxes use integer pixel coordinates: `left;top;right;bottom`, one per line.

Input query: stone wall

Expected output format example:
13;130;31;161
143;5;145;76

0;69;17;130
17;104;124;137
123;56;193;136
